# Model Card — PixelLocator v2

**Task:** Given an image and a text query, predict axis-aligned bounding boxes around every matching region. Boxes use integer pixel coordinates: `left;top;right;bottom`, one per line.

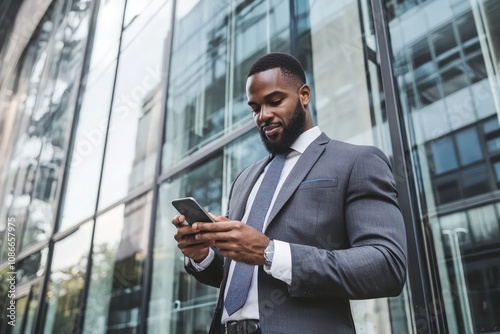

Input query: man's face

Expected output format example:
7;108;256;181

246;68;310;155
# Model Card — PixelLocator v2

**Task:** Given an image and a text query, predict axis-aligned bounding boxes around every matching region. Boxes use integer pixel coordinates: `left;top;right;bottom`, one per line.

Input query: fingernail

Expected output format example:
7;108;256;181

192;223;197;229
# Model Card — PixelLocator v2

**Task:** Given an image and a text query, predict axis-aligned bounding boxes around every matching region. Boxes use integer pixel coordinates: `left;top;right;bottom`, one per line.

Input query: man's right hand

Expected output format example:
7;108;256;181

172;214;212;262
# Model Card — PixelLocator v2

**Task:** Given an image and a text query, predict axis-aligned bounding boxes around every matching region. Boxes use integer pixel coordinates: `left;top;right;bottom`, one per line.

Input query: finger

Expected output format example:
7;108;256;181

177;225;200;236
178;235;211;248
171;214;187;227
192;221;239;231
195;231;235;242
209;213;229;222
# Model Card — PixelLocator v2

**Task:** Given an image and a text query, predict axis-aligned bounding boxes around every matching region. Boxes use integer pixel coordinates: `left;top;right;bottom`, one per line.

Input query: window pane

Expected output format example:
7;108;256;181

434;174;461;204
24;284;42;334
163;0;291;171
16;248;48;285
411;38;432;69
59;62;117;230
431;137;458;174
98;2;173;210
20;0;93;251
486;138;500;154
483;117;500;134
441;67;468;96
457;12;478;44
122;0;170;47
494;162;500;183
223;131;268;203
87;0;125;76
149;155;223;333
83;192;151;333
43;221;93;333
417;77;441;106
0;7;58;263
468;205;499;244
455;127;483;165
12;295;28;334
461;164;490;198
432;23;457;57
0;267;11;329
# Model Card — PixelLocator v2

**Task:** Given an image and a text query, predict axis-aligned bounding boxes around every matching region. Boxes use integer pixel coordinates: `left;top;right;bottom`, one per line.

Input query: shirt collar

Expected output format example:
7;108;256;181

290;126;321;154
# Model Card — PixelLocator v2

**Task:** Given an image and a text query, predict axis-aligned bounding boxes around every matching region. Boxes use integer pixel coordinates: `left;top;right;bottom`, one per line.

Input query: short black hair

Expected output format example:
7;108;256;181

248;52;306;85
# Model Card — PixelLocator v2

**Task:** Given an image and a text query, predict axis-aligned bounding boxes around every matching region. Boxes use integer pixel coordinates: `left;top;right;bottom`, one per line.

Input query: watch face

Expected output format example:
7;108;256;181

264;242;274;265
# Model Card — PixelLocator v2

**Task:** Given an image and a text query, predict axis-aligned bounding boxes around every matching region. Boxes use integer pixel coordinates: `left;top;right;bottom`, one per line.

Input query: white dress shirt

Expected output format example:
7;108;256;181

187;126;322;323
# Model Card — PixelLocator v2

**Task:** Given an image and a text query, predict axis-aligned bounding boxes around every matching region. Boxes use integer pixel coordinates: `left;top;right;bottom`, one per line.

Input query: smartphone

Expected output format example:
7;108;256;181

171;197;214;225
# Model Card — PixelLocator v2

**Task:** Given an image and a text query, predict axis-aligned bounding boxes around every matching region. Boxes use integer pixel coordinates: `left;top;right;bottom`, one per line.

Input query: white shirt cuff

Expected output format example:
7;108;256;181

185;248;215;271
263;240;292;285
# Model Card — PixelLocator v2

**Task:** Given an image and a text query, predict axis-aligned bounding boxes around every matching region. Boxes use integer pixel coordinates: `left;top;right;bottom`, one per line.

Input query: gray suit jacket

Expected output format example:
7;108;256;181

186;133;407;334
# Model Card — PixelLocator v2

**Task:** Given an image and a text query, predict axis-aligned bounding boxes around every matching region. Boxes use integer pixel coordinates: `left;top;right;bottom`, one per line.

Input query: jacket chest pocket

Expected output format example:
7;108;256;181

298;178;338;189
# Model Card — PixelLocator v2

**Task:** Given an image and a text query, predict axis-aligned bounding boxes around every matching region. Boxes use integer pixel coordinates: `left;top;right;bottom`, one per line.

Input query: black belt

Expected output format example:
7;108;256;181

223;319;261;334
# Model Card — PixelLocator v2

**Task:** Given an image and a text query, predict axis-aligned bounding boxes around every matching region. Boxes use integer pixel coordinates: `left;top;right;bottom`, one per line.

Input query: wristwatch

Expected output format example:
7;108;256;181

264;240;274;266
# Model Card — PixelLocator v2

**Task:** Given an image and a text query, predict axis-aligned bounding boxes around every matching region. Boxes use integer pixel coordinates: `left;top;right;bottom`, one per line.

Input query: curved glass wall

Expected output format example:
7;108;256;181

0;0;93;260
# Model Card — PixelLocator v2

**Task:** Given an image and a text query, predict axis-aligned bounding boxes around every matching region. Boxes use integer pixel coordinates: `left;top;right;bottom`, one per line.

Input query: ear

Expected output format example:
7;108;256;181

299;84;311;107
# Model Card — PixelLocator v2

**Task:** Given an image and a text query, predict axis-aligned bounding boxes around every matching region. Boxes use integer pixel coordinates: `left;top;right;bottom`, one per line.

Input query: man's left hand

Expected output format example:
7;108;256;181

192;221;270;265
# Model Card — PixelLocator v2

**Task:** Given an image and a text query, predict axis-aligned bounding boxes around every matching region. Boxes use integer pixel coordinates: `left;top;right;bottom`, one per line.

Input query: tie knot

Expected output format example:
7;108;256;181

274;148;293;159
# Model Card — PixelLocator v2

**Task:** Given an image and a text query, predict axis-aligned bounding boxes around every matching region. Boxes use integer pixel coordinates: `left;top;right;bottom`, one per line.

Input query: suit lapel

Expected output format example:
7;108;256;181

231;155;271;220
266;133;329;226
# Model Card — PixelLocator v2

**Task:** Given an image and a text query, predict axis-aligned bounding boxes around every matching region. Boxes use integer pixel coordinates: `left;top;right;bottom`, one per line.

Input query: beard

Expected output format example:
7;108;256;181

259;100;306;155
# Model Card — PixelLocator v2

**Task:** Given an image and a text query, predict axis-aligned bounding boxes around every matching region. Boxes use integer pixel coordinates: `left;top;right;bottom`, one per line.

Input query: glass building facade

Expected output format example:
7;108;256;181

0;0;498;333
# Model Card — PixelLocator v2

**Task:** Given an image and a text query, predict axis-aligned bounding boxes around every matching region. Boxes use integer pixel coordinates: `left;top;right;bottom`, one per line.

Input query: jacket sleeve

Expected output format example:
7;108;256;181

185;247;225;288
288;146;407;299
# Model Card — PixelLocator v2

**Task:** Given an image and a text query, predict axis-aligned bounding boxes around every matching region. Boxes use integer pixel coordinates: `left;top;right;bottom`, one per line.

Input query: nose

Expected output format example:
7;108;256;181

257;105;273;123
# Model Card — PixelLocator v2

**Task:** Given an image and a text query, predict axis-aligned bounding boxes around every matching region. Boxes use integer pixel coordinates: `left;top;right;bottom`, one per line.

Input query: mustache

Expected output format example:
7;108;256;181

260;122;282;132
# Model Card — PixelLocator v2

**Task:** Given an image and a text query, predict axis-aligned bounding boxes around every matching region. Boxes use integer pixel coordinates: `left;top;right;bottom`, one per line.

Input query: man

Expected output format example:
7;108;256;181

172;52;407;334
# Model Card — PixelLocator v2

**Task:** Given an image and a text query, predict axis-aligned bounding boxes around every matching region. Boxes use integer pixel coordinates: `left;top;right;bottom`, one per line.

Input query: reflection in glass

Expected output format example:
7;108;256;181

83;192;152;333
12;295;28;334
58;62;117;230
87;0;125;77
223;131;267;207
163;0;291;171
122;0;170;47
0;267;10;329
0;7;58;263
149;155;223;333
389;0;500;332
431;137;458;174
43;221;93;333
16;248;48;285
310;0;412;332
461;164;490;197
19;0;93;252
455;128;483;165
98;2;172;210
24;284;42;334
